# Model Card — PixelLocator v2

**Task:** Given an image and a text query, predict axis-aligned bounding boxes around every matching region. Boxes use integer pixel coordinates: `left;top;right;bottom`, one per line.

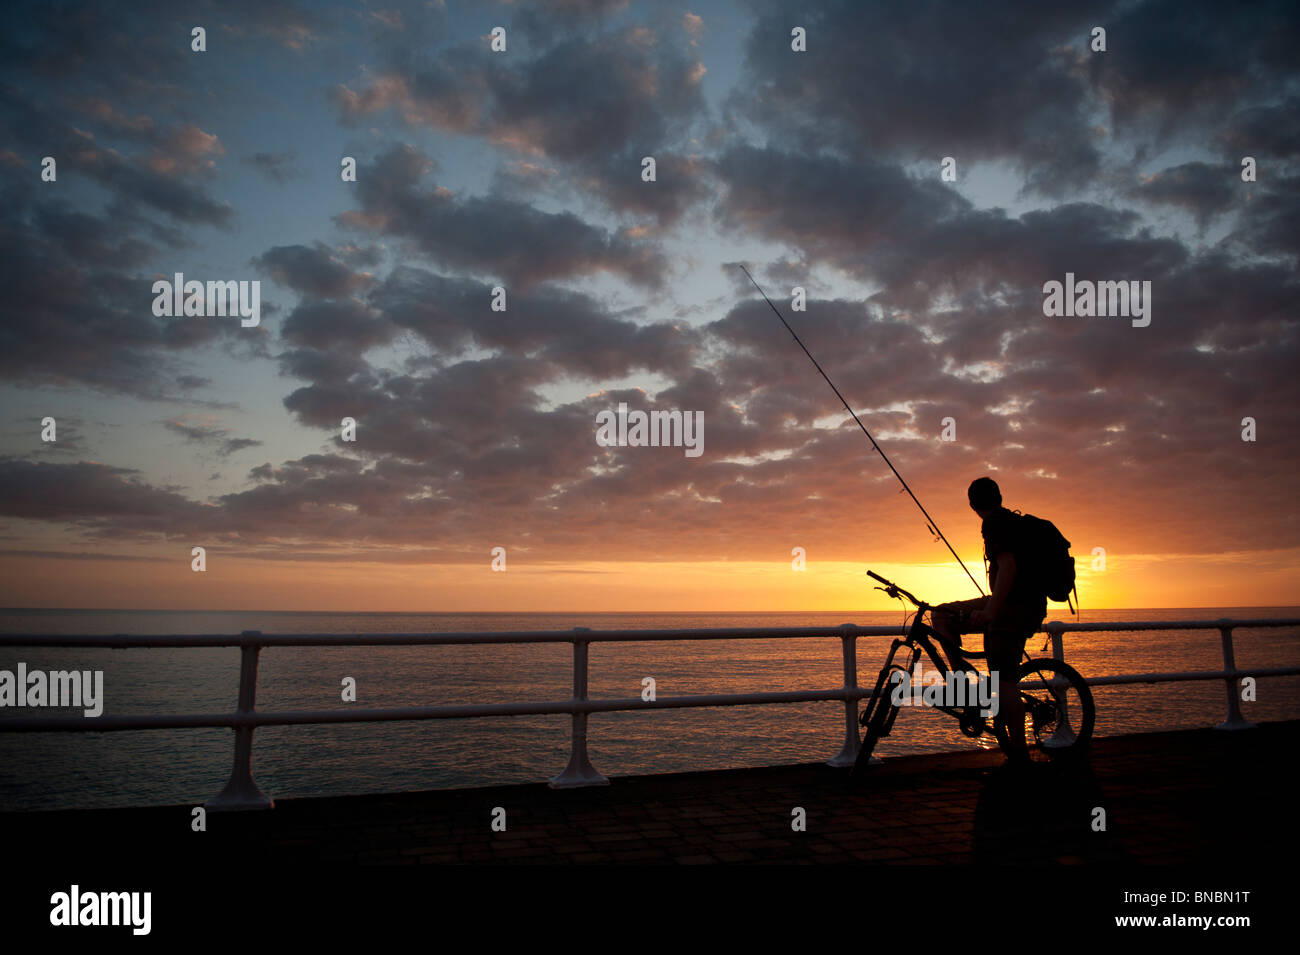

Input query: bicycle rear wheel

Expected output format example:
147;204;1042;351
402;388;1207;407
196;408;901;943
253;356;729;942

1012;658;1094;754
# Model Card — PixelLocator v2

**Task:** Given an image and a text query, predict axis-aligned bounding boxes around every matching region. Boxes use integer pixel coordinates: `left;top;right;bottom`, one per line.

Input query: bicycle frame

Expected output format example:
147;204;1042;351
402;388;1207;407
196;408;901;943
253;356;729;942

868;608;1003;732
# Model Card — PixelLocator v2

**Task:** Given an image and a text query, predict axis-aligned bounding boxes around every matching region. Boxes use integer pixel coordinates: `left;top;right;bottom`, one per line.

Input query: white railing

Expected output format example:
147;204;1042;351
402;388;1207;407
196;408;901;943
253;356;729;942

1;618;1297;810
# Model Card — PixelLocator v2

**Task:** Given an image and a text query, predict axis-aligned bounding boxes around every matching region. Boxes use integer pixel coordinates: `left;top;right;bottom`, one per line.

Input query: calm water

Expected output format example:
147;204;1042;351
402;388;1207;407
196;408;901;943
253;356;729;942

1;608;1298;811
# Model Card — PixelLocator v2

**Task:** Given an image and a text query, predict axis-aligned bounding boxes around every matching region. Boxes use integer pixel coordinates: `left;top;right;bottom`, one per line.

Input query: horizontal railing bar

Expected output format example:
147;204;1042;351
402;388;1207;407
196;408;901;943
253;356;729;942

0;618;1296;648
1073;665;1300;687
0;627;892;648
5;665;1299;733
1041;619;1300;633
1017;665;1300;689
1;712;246;731
0;689;854;731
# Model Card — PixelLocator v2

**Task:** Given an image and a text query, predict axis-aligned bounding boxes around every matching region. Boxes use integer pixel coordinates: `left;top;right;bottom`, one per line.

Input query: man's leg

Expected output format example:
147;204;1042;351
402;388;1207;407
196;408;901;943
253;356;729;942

986;629;1029;762
930;597;986;670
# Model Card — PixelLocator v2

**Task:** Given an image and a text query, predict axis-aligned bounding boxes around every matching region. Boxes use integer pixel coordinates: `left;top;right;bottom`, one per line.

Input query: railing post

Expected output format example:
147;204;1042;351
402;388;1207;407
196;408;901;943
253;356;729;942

549;628;609;788
1045;620;1066;662
207;633;274;810
1215;622;1255;731
828;625;868;767
1041;621;1076;749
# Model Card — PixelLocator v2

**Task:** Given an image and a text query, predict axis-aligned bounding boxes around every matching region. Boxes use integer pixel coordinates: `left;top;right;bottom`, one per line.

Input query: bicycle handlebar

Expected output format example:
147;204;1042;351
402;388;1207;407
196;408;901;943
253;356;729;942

866;569;928;608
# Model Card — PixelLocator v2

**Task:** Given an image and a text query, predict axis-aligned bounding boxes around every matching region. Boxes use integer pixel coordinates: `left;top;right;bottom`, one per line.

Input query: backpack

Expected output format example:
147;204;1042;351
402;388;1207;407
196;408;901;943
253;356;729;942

1013;511;1078;613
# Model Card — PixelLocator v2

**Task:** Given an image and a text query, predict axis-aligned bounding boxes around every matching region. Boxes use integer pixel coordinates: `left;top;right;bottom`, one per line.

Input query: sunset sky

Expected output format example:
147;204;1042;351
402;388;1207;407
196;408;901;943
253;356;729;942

0;0;1296;611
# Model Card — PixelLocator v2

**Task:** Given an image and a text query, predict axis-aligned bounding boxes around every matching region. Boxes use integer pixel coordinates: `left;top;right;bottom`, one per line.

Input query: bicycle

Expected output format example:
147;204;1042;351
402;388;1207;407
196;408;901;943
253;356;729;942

851;570;1095;778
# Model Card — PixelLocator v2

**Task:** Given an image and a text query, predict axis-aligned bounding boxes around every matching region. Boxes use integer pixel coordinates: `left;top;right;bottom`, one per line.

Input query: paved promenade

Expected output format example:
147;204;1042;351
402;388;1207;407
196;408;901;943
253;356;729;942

5;721;1295;865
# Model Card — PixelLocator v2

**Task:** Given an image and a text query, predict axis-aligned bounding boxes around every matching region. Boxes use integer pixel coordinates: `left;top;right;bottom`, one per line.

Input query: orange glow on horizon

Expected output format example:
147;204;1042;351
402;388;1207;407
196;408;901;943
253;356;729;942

2;552;1297;613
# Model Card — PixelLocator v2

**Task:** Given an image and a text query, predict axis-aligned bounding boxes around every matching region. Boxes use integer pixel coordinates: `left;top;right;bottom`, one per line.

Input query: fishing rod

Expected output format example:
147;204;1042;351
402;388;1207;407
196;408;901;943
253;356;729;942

738;264;985;597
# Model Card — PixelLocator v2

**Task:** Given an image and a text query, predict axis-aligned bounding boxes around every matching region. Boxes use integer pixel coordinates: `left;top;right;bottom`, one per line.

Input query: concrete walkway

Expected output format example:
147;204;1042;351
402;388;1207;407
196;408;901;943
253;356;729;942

4;721;1294;865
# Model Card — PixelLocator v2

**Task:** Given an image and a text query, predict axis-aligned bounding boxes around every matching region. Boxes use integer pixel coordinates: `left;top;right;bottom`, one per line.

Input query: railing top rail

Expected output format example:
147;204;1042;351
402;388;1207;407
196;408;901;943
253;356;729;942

0;618;1295;648
1042;618;1300;634
1;625;885;648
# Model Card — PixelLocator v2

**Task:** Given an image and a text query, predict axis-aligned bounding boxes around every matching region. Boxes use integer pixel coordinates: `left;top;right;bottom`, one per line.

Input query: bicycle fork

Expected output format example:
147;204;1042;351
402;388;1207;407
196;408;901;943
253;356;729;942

860;637;919;739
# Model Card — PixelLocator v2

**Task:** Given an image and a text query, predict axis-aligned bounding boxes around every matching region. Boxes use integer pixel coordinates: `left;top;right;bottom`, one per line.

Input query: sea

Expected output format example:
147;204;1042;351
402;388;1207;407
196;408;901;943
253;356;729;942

1;607;1298;811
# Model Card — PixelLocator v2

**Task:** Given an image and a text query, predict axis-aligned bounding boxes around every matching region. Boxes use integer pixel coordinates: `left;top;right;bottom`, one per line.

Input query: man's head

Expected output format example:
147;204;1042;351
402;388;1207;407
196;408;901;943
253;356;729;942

968;477;1002;519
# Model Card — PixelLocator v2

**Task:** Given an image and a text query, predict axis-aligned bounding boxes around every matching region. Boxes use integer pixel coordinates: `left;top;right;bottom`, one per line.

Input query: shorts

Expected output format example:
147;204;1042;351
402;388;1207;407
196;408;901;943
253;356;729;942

932;596;1046;675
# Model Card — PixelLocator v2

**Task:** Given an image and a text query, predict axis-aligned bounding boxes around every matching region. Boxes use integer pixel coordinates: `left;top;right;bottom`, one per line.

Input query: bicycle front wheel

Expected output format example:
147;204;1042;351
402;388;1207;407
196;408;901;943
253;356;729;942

1013;658;1095;755
852;665;904;778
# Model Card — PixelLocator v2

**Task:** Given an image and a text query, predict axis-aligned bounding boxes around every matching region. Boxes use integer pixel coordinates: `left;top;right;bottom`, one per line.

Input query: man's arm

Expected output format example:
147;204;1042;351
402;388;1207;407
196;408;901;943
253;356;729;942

973;552;1015;625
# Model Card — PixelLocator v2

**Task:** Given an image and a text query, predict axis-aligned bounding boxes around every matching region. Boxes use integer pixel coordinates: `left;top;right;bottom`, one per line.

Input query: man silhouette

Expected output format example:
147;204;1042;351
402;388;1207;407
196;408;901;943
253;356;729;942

931;477;1047;764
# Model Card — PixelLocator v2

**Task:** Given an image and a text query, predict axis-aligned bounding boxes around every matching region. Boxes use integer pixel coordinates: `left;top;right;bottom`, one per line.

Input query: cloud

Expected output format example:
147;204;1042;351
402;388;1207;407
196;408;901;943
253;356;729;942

1128;161;1240;227
0;85;234;226
254;243;377;299
365;265;698;376
214;0;326;51
728;0;1300;198
330;19;709;222
0;180;246;399
163;416;263;457
712;144;971;280
140;123;224;176
0;458;206;534
241;150;303;183
1094;0;1300;140
336;144;668;287
726;0;1103;195
81;99;156;138
280;298;395;351
1222;97;1300;159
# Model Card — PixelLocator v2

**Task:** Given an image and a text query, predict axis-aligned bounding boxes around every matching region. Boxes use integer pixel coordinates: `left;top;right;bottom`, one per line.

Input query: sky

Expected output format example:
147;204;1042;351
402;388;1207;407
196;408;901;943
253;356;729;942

0;0;1297;612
